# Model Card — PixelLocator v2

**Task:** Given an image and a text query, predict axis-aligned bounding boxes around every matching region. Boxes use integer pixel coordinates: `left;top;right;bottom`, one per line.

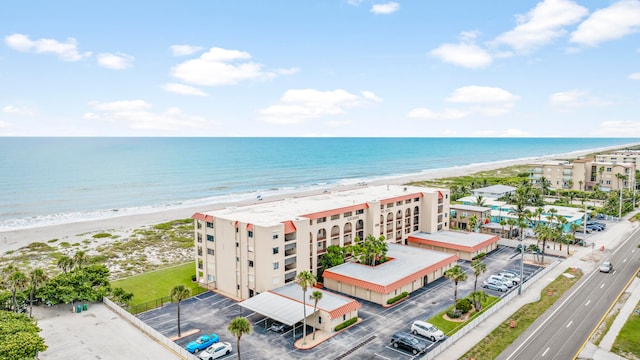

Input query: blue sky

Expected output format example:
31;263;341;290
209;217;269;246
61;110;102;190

1;0;640;137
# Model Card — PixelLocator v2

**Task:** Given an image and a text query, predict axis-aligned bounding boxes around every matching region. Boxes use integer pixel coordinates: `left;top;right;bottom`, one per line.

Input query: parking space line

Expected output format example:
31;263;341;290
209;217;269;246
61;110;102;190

373;353;394;359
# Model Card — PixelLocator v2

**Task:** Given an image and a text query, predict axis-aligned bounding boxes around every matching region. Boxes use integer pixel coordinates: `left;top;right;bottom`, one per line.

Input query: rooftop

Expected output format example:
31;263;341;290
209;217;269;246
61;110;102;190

471;184;517;194
450;204;492;212
410;230;497;247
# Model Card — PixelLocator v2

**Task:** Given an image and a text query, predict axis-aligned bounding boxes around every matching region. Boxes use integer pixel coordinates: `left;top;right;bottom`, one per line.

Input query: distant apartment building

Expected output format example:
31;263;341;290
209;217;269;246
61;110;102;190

595;150;640;165
529;158;635;192
192;185;450;300
470;184;516;199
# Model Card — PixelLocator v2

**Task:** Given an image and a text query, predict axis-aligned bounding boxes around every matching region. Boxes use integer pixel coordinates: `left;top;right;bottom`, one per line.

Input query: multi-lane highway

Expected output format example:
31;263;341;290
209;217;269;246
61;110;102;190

498;227;640;360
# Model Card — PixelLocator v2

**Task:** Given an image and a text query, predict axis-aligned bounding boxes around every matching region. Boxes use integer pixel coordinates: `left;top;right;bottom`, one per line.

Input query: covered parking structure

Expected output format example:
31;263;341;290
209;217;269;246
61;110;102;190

407;230;499;261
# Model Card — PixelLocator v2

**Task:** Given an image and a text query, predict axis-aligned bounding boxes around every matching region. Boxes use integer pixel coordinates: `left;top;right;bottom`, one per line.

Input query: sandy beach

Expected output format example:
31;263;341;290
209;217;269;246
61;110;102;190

0;144;636;255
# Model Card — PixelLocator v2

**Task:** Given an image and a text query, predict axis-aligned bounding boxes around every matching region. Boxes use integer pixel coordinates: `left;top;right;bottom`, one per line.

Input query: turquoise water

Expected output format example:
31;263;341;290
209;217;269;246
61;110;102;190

0;137;637;230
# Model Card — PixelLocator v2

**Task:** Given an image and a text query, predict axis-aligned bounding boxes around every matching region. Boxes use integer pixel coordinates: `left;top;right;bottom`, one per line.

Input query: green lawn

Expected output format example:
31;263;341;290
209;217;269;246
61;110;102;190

428;295;500;335
611;300;640;359
111;262;203;306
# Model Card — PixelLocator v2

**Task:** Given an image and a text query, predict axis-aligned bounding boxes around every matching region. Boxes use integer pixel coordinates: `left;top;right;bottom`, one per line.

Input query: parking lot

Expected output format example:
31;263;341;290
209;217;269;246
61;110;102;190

138;246;542;360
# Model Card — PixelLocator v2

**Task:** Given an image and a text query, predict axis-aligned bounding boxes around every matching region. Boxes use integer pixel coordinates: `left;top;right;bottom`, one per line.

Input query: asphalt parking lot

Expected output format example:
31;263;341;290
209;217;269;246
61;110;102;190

138;245;542;360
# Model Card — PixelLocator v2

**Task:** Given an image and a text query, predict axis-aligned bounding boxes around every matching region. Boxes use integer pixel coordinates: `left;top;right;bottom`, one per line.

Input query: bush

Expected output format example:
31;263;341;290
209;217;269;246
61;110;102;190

386;291;409;305
456;298;473;313
191;274;197;282
92;233;112;239
446;310;462;318
472;253;486;260
334;317;358;331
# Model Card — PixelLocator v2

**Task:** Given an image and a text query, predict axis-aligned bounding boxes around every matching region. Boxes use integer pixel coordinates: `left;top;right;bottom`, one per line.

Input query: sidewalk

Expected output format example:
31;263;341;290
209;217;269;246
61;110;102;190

438;216;640;360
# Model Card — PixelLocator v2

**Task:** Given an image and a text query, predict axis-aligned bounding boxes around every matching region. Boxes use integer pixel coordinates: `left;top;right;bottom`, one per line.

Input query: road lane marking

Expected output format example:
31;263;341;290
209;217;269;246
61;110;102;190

542;347;550;356
601;283;605;289
623;258;627;263
585;300;591;306
567;320;573;328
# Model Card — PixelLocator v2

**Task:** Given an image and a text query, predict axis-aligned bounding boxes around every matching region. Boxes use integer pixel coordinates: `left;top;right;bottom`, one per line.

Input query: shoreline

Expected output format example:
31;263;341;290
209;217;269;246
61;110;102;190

1;143;638;254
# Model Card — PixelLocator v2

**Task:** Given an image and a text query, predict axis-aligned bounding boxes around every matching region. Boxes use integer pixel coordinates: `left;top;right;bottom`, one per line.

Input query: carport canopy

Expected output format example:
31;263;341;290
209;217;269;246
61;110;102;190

239;291;316;326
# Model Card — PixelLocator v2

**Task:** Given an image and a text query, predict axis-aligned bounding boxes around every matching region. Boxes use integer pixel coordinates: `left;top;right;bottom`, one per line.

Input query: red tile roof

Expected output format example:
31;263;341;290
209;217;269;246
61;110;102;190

191;213;214;222
282;220;297;234
301;203;369;220
380;192;423;205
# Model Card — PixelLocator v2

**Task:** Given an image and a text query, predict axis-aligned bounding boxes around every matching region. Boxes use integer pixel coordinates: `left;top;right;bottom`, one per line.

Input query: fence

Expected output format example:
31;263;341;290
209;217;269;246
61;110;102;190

422;260;561;360
127;287;208;315
103;297;198;360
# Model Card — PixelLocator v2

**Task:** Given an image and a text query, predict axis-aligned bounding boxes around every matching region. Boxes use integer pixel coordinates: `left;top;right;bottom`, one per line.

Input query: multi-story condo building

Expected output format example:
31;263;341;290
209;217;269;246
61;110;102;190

595;150;640;165
529;159;635;192
192;185;449;300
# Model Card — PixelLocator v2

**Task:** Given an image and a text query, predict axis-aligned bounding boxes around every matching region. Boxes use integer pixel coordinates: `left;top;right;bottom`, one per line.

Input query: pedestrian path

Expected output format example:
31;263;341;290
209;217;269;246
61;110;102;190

437;215;639;360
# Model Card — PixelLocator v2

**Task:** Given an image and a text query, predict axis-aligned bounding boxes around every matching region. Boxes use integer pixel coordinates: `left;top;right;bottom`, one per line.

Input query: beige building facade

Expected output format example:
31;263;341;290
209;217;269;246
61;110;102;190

192;185;450;300
529;158;635;192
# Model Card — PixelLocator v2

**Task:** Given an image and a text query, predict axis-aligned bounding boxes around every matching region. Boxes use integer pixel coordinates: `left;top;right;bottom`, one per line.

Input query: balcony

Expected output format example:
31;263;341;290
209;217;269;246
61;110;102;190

285;243;297;256
530;168;542;174
285;233;296;242
563;170;572;175
284;271;297;283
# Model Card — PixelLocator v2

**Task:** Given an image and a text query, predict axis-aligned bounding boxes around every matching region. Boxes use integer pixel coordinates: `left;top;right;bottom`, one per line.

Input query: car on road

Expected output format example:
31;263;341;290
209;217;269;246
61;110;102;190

499;272;520;285
482;279;508;292
198;342;232;360
391;331;427;355
410;321;444;342
599;261;613;273
186;333;220;354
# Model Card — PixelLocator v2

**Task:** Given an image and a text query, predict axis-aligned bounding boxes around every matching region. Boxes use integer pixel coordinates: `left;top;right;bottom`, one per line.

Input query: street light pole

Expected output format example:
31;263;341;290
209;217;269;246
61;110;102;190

518;238;524;296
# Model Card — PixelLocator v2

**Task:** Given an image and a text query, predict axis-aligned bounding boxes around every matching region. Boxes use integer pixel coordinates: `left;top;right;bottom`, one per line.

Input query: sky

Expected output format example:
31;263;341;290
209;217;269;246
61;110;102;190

1;0;640;137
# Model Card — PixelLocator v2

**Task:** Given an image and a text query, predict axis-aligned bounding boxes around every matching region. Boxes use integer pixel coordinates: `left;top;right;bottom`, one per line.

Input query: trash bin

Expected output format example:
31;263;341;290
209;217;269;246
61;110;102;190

82;303;88;311
72;305;76;313
77;305;82;313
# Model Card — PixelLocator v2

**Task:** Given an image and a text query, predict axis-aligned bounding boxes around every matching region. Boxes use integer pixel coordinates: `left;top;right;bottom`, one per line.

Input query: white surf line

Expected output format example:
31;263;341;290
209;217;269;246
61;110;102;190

566;320;573;328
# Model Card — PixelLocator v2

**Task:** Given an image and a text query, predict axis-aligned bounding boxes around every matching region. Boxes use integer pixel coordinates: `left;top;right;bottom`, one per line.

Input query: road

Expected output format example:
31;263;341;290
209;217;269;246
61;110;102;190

497;227;640;360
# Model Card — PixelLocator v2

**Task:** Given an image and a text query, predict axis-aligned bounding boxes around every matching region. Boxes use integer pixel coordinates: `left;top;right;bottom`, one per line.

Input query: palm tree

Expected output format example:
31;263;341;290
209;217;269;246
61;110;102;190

28;268;48;317
555;217;568;250
598;166;605;187
533;207;544;227
170;284;191;338
499;219;507;238
579;180;584;192
507;218;516;239
57;255;73;274
7;270;27;312
469;290;488;311
539;176;550;199
228;317;251;360
471;260;486;309
444;265;467;305
569;222;581;254
468;215;478;233
73;250;89;270
295;271;317;345
309;290;323;340
474;195;486;207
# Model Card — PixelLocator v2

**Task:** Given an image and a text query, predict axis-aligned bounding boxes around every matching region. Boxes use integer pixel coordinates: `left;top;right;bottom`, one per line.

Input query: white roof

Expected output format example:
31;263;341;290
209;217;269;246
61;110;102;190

410;230;497;247
272;283;355;314
238;291;315;326
450;204;492;212
471;184;516;194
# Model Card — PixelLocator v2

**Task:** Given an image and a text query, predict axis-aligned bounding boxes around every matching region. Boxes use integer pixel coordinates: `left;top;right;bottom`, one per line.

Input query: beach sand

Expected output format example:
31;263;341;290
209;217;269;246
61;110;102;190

0;145;631;255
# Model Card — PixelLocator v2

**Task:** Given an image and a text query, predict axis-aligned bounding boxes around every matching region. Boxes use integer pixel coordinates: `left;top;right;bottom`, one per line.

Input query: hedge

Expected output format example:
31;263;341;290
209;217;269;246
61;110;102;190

386;291;409;305
334;317;358;331
472;252;486;260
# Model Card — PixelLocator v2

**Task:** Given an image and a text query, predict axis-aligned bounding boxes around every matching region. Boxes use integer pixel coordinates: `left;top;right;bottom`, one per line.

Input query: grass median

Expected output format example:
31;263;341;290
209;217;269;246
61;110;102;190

611;299;640;359
462;268;583;360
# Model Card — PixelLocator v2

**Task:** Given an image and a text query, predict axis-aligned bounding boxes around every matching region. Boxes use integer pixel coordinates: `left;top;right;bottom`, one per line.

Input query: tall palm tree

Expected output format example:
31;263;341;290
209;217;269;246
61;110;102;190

295;271;317;345
499;219;507;238
444;265;467;305
228;317;251;360
468;215;478;233
578;180;584;192
28;268;48;317
507;219;516;239
469;290;488;311
555;217;568;250
598;166;605;187
170;284;191;338
309;290;323;340
569;222;581;254
73;250;89;270
57;255;73;274
471;260;486;309
533;207;544;227
7;270;27;312
474;195;486;207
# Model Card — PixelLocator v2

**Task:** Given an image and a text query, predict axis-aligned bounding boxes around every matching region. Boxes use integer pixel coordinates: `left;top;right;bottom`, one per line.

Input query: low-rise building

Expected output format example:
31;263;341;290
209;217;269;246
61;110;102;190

449;204;492;231
407;231;500;260
471;184;517;199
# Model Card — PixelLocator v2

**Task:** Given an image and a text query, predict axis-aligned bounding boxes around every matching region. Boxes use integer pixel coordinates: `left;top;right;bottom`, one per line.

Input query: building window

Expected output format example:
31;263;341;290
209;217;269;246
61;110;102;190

607;167;612;172
331;214;340;220
198;260;203;269
236;256;240;262
414;197;419;202
343;315;346;321
207;248;214;255
317;217;327;223
207;235;214;242
396;201;402;206
206;221;214;228
197;221;202;229
273;262;279;270
248;230;253;238
248;260;254;267
273;247;279;255
356;209;364;215
197;233;202;243
236;242;239;247
318;316;322;324
387;203;393;208
343;211;352;217
248;244;254;253
207;275;215;282
273;234;279;240
197;246;202;256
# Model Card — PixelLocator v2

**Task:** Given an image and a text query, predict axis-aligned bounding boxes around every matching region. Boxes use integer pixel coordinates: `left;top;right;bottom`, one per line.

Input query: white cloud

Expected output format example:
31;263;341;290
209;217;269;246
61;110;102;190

259;88;382;124
430;43;493;68
407;108;470;120
629;72;640;80
4;33;91;61
96;52;134;69
2;105;34;116
276;67;300;75
492;0;588;53
571;0;640;46
162;83;209;97
86;100;215;131
371;2;399;14
549;90;612;107
171;47;277;86
596;120;640;136
170;44;203;56
445;86;520;104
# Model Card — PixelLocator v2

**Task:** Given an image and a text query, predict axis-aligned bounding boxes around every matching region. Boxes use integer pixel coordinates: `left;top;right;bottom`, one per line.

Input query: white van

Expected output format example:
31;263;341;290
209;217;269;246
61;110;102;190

410;321;444;342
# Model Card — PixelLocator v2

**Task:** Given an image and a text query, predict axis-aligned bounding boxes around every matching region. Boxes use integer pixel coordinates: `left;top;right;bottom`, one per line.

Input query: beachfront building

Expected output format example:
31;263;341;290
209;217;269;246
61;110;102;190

528;159;635;192
449;204;492;231
407;231;500;261
470;184;517;199
595;150;640;165
239;283;361;335
322;243;458;306
192;185;450;300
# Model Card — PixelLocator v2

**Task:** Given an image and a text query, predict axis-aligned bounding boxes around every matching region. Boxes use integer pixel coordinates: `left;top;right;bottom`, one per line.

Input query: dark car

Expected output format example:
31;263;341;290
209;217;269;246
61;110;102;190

391;331;427;355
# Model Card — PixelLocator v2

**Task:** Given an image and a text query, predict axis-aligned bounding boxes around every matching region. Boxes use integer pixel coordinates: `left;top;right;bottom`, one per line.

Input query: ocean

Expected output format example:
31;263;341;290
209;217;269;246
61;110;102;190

0;137;637;231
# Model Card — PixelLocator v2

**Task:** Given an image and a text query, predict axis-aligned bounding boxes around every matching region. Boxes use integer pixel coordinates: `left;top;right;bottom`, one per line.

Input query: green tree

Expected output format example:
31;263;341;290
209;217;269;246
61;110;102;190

351;234;387;266
170;284;190;338
507;219;516;239
499;219;507;237
470;260;486;309
227;316;251;360
57;255;73;274
468;290;488;311
7;270;27;313
598;166;605;187
0;310;47;358
39;264;111;305
319;245;346;279
444;265;467;305
468;215;478;233
474;195;486;206
73;250;89;270
309;290;323;340
27;268;47;318
295;270;317;346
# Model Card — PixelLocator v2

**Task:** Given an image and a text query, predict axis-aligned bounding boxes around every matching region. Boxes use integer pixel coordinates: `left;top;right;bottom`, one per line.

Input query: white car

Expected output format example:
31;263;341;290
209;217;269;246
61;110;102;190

488;275;513;288
198;342;232;360
499;272;520;285
410;320;445;342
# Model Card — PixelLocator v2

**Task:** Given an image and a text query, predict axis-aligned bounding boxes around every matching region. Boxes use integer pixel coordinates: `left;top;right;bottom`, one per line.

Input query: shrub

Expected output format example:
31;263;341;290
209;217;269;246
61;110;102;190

456;298;473;313
334;317;358;331
472;253;486;260
191;274;197;282
446;310;462;318
92;233;112;239
386;291;409;305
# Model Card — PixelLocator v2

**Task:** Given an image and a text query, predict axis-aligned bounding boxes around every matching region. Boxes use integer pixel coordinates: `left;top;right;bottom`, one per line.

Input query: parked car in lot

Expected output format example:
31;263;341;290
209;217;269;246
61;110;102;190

499;272;520;285
599;261;613;273
268;322;285;332
488;275;514;288
198;342;232;360
482;279;508;292
410;321;445;342
586;224;604;231
186;333;220;354
391;331;427;355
